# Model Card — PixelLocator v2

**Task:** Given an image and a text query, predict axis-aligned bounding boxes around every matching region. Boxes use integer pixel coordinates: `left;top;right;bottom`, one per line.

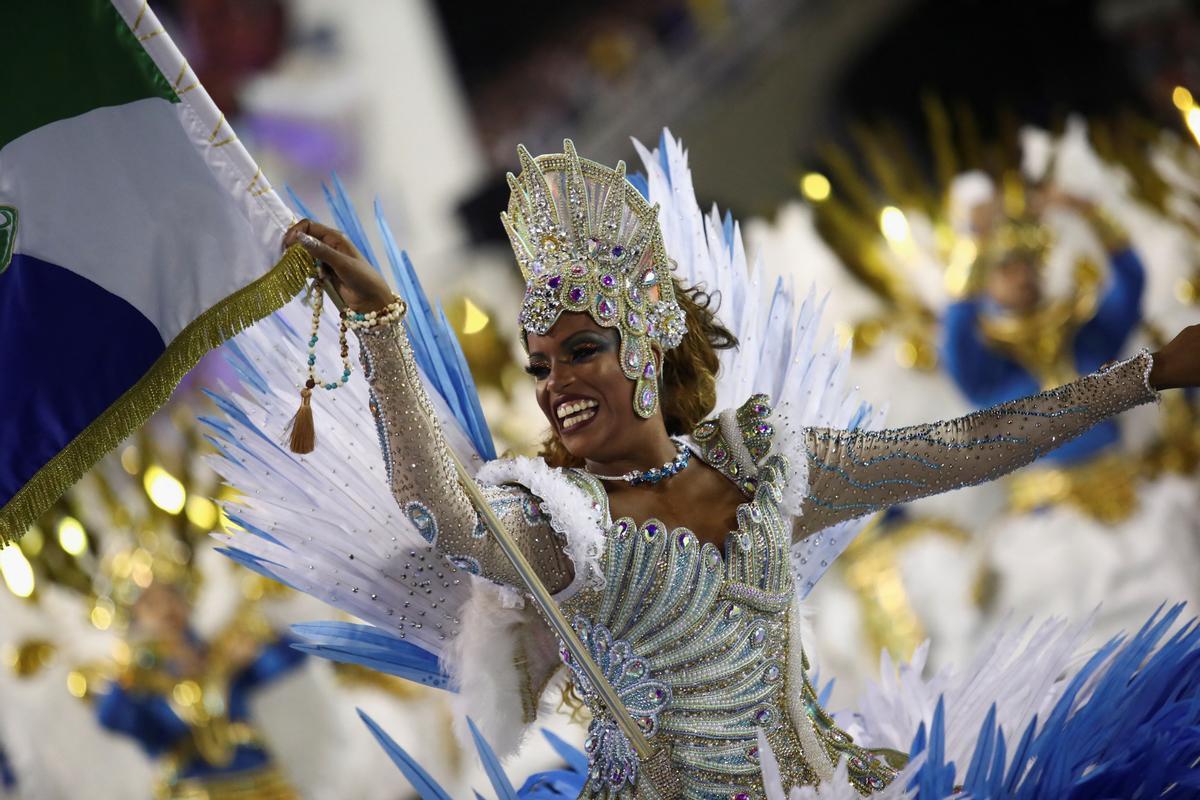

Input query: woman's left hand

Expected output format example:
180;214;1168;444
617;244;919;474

1150;324;1200;390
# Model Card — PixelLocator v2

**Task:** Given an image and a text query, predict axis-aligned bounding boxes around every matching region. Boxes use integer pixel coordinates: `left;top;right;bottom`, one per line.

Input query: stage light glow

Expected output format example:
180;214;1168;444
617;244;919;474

90;605;113;630
185;496;218;529
145;465;186;514
880;206;910;243
57;516;88;556
800;172;831;202
0;546;35;598
1187;107;1200;147
66;671;88;698
462;298;490;334
1173;86;1194;111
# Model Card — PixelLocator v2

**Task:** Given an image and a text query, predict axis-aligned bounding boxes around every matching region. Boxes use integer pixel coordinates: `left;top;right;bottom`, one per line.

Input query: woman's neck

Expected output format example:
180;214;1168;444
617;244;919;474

584;429;679;478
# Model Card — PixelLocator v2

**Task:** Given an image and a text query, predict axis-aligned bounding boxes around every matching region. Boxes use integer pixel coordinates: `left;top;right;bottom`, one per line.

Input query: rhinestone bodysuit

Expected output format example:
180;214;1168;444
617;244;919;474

356;318;1157;797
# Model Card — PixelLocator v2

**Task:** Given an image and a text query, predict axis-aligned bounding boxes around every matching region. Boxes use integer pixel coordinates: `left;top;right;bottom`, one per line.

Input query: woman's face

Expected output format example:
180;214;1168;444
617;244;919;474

525;312;653;462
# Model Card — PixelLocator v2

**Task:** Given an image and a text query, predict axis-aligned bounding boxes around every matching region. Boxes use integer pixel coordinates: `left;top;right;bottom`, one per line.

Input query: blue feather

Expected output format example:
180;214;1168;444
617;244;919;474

468;718;518;800
290;621;451;689
357;710;453;800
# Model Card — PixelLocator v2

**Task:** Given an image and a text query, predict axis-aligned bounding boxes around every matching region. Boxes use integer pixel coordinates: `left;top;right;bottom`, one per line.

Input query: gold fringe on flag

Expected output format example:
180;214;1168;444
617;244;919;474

0;243;314;545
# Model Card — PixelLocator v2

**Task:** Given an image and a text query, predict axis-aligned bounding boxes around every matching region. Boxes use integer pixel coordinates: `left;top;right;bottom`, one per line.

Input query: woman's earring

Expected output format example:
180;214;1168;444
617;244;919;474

633;352;662;419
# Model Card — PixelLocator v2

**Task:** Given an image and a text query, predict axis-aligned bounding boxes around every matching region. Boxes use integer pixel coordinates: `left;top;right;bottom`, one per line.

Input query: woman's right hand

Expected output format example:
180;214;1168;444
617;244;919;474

283;219;395;312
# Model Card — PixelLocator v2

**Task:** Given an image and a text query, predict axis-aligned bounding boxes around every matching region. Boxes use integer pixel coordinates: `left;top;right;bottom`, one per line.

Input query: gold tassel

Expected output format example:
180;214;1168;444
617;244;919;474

287;382;316;454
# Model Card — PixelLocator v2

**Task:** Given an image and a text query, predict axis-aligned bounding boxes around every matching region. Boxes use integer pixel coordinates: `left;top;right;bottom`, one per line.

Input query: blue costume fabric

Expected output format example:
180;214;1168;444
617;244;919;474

96;636;305;781
942;248;1145;465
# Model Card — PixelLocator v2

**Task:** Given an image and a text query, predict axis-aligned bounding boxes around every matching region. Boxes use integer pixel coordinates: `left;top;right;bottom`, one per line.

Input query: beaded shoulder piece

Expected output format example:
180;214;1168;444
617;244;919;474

688;394;777;495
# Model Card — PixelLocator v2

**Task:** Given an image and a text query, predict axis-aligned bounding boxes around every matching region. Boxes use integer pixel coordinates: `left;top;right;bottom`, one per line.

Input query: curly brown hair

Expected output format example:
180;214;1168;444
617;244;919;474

538;282;738;468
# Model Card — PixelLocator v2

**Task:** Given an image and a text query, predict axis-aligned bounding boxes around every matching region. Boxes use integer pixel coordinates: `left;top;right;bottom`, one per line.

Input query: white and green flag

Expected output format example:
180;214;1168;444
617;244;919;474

0;0;308;541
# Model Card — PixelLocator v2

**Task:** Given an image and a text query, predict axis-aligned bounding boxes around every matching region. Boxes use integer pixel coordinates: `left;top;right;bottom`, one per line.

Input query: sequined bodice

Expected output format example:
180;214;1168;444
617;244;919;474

559;455;892;799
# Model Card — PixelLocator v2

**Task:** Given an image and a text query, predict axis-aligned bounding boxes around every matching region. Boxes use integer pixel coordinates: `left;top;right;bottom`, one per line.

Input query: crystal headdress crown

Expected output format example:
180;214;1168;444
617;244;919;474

502;140;687;418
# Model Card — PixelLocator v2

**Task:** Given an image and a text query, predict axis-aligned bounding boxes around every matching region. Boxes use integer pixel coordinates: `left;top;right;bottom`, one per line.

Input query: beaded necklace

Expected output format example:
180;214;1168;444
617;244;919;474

587;441;691;486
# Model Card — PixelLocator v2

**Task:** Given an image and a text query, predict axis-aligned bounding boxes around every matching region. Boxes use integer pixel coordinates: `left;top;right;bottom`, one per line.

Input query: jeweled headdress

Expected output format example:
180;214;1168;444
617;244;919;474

502;140;687;418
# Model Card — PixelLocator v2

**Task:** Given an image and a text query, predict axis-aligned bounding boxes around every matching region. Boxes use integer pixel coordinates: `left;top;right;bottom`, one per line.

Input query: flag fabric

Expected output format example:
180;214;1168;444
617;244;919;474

0;0;310;542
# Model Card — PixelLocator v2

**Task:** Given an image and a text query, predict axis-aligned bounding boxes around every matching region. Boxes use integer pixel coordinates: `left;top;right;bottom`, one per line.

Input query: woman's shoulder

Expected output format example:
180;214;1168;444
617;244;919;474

687;394;779;487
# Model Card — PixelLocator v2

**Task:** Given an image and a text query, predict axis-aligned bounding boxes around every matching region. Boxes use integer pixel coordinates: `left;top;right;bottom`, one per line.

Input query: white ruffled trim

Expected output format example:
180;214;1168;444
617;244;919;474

444;582;531;758
765;406;810;518
476;456;607;602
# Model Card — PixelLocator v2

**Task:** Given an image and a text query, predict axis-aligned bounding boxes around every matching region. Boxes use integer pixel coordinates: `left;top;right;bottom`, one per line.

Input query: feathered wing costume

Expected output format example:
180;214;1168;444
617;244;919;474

204;133;1199;798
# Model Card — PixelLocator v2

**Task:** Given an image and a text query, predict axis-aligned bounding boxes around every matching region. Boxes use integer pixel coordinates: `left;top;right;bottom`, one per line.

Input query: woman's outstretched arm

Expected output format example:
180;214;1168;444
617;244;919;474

793;322;1199;538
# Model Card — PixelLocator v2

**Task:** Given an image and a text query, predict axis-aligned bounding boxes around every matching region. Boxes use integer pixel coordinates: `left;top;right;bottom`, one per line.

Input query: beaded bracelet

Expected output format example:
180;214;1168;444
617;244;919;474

289;280;407;453
343;296;408;331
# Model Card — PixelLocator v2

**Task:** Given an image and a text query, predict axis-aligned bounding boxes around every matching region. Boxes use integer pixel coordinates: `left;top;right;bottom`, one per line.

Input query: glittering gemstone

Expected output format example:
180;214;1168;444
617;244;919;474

750;626;766;645
612;245;624;258
645;522;659;537
643;362;656;379
763;664;780;682
569;263;587;276
615;520;630;538
755;707;773;724
531;260;544;274
677;532;693;549
625;660;645;678
641;268;657;286
734;793;751;800
598;298;615;318
548;275;562;289
753;403;767;414
600;273;616;288
641;388;655;408
569;287;585;303
756;423;772;435
724;604;743;620
625;349;642;369
746;747;759;763
627;311;642;327
587;237;602;256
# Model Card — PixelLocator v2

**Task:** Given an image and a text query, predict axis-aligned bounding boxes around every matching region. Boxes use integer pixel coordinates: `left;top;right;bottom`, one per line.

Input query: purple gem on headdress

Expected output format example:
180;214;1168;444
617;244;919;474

756;423;771;435
598;298;615;317
626;349;641;369
645;523;659;536
641;387;655;407
627;311;641;327
734;793;751;800
548;275;562;289
611;245;624;258
755;708;773;724
753;403;767;414
530;259;544;274
643;362;656;379
569;287;585;303
600;273;616;288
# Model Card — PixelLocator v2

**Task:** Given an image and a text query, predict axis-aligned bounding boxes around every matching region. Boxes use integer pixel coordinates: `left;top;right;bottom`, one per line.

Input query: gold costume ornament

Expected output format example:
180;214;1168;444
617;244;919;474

503;140;688;418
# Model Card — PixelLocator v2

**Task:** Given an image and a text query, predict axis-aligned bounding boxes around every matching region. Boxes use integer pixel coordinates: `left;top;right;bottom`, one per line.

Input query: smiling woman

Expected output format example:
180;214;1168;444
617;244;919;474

239;134;1200;797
